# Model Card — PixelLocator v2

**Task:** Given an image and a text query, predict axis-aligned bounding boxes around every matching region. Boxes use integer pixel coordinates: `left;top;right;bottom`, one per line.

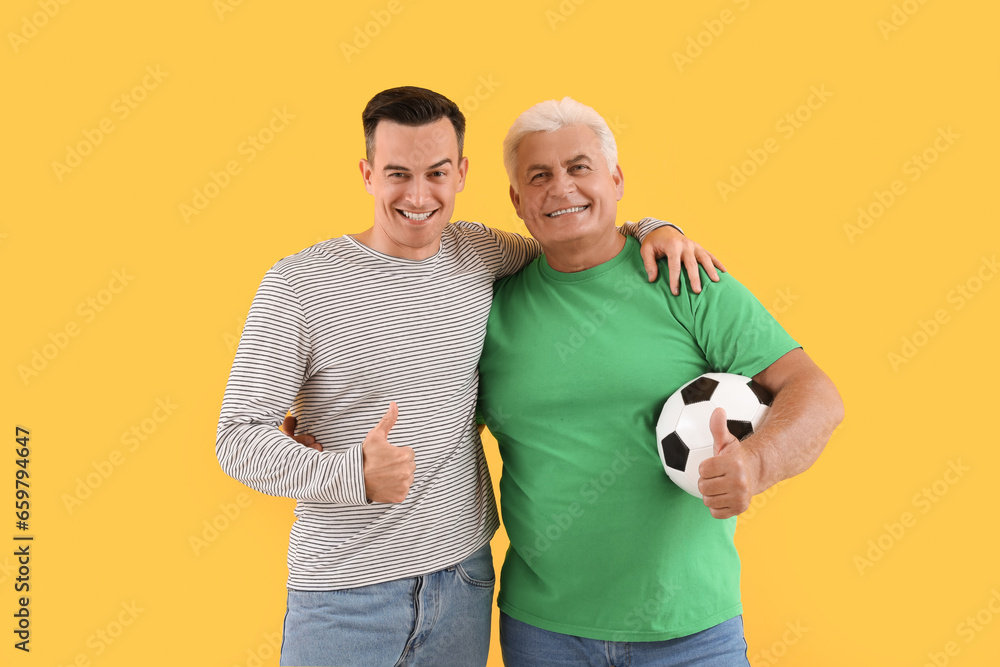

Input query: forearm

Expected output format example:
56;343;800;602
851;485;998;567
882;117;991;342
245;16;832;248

216;421;368;504
744;368;844;493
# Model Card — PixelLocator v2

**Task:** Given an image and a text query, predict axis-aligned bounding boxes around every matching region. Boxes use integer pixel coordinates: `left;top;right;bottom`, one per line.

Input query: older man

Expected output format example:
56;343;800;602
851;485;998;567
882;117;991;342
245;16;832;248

476;98;844;666
218;86;723;667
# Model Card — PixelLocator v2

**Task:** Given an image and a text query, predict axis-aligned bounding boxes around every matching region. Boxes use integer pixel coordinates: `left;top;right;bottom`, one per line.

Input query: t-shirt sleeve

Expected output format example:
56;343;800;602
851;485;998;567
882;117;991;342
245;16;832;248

619;217;683;240
451;221;542;279
215;266;369;505
681;266;800;378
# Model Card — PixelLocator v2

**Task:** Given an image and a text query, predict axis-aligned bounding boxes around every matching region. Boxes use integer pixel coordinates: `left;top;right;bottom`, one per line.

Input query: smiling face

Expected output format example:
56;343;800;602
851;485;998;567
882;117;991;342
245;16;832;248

359;117;468;260
509;124;623;250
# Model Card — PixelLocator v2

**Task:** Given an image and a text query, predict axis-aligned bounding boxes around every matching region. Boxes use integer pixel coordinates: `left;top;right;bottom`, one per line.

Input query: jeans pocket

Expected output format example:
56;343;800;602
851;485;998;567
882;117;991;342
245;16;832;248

456;543;495;588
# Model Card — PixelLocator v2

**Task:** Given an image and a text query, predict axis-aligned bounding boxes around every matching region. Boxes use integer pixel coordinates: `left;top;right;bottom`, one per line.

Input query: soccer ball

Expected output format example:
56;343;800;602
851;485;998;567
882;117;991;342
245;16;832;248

655;373;773;498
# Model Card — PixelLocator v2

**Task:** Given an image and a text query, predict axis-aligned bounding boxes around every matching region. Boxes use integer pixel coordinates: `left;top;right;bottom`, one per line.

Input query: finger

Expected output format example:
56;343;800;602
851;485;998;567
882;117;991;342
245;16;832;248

696;250;721;283
374;401;399;437
667;252;681;296
305;441;323;452
684;249;702;293
281;415;298;437
698;474;729;497
640;243;659;282
710;407;736;456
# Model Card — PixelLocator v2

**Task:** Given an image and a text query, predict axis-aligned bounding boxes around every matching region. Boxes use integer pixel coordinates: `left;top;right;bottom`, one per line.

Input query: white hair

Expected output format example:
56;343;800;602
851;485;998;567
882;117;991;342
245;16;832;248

503;97;618;191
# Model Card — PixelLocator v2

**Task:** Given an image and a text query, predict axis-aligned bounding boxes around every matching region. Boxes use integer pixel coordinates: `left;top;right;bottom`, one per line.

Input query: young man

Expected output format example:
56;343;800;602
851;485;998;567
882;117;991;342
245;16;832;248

476;97;844;666
216;86;723;666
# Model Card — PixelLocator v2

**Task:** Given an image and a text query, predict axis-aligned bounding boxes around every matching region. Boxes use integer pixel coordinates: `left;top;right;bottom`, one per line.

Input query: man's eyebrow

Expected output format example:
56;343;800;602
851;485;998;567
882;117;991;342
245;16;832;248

525;154;592;173
382;158;453;172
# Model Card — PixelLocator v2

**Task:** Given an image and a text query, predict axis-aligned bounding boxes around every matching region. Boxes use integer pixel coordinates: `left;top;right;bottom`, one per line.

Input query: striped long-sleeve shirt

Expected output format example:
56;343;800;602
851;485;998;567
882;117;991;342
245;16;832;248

216;219;674;590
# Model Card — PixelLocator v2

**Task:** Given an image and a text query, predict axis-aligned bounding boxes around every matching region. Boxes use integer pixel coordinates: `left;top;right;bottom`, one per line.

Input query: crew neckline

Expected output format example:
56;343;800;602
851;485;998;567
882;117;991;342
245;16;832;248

343;233;444;267
538;236;636;283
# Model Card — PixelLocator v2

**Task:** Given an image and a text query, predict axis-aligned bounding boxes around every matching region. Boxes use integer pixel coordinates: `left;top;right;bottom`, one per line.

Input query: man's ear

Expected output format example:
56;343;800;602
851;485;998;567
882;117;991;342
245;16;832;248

455;156;469;193
613;164;624;201
509;184;522;219
360;159;374;195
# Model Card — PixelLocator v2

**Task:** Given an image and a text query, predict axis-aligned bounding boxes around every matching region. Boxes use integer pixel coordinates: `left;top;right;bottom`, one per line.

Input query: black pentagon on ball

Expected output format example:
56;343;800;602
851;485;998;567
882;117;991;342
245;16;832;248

747;379;774;406
681;377;718;405
727;419;755;442
660;432;690;471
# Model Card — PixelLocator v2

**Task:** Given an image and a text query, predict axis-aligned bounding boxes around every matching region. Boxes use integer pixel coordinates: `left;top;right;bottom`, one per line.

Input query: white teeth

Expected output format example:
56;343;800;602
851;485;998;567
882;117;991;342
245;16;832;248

401;210;434;221
547;205;587;218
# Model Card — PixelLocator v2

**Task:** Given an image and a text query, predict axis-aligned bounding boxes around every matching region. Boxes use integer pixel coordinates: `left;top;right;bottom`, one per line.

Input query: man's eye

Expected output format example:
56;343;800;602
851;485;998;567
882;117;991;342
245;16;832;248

571;164;590;172
431;171;447;177
389;173;407;179
530;173;546;181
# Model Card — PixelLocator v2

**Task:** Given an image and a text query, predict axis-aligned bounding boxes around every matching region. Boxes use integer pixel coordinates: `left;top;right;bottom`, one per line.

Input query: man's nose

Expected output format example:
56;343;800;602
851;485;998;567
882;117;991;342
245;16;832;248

406;178;432;208
551;169;578;198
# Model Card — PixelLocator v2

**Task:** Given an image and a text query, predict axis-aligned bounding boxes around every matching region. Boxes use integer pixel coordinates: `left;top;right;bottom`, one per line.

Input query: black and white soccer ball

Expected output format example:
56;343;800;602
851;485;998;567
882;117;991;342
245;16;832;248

655;373;773;498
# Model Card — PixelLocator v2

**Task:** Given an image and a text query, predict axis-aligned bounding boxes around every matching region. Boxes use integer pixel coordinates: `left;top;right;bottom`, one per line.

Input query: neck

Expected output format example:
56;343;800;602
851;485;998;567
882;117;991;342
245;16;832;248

542;227;626;273
351;226;441;261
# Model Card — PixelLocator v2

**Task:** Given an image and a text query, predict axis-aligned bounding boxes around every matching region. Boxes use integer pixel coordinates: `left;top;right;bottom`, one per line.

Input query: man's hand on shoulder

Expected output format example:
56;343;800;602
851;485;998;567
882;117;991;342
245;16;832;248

639;225;726;295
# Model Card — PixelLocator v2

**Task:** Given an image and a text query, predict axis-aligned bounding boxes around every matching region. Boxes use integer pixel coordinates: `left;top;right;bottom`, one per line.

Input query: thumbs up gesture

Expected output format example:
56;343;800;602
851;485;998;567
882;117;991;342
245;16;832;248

362;402;415;504
697;407;760;519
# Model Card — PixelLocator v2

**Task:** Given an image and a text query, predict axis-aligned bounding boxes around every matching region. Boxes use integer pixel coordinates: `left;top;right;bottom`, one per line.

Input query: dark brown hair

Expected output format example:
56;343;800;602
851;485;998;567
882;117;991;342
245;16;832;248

362;86;466;164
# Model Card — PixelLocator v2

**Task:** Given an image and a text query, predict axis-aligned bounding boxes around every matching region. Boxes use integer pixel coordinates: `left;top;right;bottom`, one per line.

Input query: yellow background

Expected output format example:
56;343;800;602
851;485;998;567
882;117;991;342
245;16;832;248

4;0;998;665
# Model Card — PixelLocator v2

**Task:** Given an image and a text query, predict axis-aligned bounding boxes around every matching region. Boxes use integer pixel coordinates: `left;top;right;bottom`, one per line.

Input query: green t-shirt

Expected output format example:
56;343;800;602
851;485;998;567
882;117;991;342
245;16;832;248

477;236;800;642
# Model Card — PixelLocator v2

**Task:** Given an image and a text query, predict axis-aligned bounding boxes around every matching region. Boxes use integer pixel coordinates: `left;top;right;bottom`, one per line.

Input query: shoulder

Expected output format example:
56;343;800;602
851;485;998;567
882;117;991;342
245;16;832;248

447;220;498;249
268;237;350;275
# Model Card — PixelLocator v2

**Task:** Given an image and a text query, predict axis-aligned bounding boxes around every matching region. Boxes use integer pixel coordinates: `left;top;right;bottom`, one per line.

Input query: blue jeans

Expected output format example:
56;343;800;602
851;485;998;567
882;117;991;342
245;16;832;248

279;542;494;667
500;612;750;667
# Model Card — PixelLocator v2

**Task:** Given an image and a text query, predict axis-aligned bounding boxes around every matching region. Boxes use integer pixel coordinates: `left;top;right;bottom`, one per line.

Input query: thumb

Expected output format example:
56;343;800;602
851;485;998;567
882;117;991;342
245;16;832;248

640;243;658;282
281;414;298;437
710;407;737;456
373;401;399;440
